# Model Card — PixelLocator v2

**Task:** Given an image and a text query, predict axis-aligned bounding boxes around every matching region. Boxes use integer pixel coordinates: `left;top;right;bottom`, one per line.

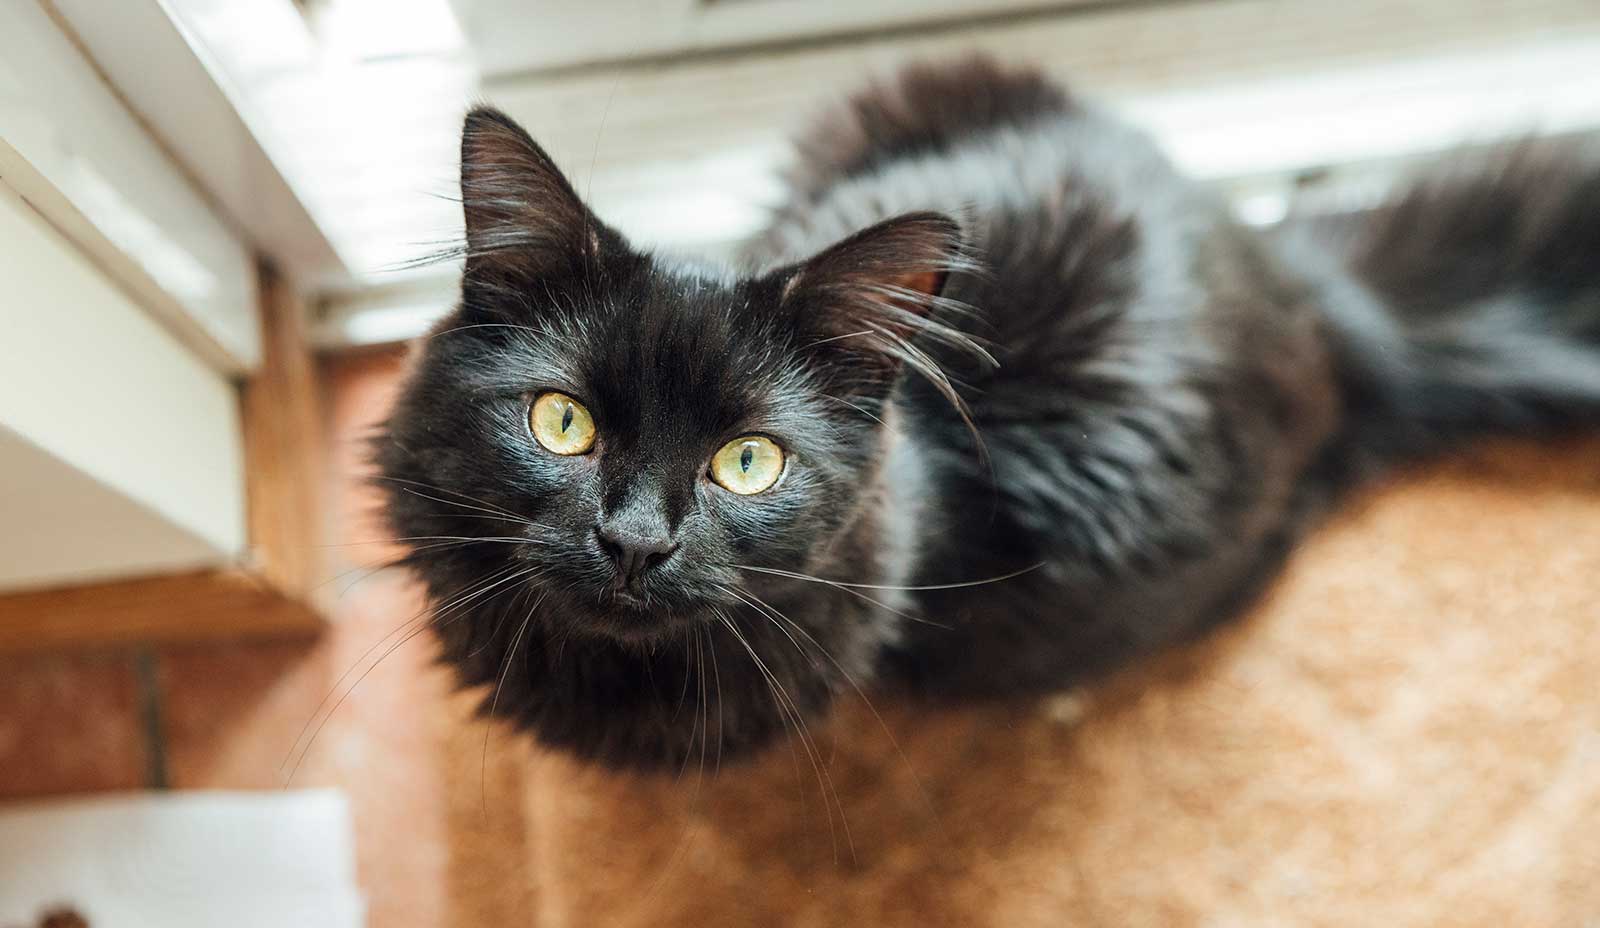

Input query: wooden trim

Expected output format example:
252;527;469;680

0;570;322;652
0;262;331;653
241;262;327;600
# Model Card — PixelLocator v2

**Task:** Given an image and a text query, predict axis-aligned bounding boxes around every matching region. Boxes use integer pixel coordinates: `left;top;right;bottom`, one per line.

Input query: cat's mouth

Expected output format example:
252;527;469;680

571;586;708;644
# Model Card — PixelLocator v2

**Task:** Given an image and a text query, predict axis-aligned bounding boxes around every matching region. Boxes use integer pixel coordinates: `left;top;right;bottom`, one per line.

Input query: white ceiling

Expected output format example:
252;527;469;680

482;0;1600;254
114;0;1600;344
447;0;1102;75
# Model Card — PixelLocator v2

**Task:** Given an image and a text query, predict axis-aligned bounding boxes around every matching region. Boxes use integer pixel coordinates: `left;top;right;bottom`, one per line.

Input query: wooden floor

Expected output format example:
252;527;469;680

513;436;1600;927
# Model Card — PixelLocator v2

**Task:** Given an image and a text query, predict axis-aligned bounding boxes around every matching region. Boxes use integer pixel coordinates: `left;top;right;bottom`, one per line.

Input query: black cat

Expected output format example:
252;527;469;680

377;57;1600;769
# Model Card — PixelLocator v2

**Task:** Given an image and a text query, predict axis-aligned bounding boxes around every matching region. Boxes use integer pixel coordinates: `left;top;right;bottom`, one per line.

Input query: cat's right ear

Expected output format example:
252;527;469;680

458;106;621;284
772;211;985;406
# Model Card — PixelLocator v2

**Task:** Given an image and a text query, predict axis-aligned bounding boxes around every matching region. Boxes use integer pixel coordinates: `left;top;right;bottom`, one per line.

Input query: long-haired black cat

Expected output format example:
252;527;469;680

377;57;1600;770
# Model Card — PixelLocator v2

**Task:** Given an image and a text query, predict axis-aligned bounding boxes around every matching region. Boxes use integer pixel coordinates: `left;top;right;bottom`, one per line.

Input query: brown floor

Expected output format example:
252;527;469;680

4;347;1599;926
523;439;1600;927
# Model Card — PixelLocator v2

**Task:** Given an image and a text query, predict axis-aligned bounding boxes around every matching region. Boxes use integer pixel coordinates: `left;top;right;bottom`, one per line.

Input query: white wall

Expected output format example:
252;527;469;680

0;182;246;592
0;0;261;372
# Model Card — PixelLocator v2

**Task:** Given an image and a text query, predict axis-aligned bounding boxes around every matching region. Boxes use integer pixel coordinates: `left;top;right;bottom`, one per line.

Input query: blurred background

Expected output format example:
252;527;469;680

2;1;1599;926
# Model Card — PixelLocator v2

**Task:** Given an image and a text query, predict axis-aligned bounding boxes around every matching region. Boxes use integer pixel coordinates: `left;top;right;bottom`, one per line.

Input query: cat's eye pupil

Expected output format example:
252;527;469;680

710;435;782;494
530;392;596;455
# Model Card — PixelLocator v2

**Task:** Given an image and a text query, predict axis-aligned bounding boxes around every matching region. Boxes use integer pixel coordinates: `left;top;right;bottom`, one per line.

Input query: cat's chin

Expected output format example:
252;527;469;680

572;594;705;646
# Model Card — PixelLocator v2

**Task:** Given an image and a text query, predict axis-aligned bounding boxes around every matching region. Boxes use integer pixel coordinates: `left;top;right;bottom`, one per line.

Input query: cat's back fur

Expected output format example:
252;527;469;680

753;59;1343;695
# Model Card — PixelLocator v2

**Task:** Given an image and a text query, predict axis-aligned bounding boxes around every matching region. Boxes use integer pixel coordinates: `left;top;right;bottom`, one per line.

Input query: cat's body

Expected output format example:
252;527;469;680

751;64;1346;698
378;59;1600;769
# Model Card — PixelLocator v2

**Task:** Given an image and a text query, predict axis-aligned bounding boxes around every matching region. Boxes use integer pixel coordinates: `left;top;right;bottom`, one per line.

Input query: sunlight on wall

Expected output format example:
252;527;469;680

164;0;476;279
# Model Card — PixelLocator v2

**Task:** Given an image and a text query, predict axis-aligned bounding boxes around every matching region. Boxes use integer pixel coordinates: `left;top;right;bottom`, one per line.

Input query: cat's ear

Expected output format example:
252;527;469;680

458;106;620;283
778;211;975;399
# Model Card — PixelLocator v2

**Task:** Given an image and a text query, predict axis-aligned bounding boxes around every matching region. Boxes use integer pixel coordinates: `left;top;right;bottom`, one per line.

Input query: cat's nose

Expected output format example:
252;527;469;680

595;522;677;590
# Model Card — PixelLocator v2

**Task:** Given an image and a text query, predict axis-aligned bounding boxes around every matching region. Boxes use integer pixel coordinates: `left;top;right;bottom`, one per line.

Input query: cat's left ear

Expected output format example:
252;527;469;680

777;211;971;396
458;106;623;284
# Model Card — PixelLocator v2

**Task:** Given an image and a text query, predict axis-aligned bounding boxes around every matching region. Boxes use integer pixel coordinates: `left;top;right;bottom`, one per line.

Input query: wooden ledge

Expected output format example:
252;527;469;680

0;570;322;653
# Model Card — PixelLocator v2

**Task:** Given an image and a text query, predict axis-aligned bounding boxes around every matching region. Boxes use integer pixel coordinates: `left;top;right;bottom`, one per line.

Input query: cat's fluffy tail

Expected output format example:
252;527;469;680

784;55;1074;202
1303;139;1600;476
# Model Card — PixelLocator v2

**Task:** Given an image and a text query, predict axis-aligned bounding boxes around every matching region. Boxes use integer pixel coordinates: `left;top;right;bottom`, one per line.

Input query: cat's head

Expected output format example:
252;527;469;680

377;107;968;644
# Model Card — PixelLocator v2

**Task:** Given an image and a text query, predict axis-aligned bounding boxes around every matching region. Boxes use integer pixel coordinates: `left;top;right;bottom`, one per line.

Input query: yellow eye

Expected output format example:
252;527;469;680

530;392;596;455
710;436;784;495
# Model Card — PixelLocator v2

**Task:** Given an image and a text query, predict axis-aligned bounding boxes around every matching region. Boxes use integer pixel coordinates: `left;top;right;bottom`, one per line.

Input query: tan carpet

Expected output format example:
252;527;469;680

519;439;1600;926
